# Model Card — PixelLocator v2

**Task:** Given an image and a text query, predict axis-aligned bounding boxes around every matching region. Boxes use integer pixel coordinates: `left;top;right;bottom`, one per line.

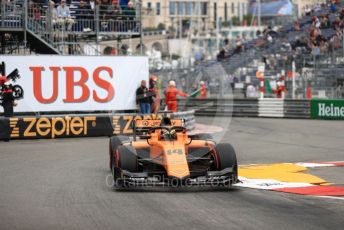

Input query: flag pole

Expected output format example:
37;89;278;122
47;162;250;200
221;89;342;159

292;61;296;99
258;0;261;28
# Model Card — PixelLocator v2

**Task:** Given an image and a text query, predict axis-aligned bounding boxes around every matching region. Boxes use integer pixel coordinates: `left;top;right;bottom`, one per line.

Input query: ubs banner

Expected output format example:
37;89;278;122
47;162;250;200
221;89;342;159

311;99;344;120
0;114;171;140
0;56;148;113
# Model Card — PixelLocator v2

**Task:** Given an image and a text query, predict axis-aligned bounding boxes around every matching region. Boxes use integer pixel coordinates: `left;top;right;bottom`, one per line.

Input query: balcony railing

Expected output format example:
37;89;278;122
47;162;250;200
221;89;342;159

0;0;24;29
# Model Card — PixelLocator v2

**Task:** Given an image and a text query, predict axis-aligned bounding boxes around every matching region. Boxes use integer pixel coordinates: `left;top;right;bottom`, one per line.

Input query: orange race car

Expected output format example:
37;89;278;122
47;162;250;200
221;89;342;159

108;117;238;189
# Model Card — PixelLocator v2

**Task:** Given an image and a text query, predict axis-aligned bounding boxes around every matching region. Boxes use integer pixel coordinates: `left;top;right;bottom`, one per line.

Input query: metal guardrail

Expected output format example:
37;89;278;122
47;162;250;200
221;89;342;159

0;99;316;141
284;100;310;119
258;99;284;118
179;98;259;117
172;110;195;130
178;98;311;119
0;1;23;28
27;2;141;53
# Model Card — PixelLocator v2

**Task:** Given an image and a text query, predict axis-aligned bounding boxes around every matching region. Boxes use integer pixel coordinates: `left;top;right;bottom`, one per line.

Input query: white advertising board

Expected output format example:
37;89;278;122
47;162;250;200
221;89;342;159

0;56;148;112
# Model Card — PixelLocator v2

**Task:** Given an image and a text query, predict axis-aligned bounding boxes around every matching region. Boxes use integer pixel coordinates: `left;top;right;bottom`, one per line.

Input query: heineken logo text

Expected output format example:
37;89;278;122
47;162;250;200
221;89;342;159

318;103;344;117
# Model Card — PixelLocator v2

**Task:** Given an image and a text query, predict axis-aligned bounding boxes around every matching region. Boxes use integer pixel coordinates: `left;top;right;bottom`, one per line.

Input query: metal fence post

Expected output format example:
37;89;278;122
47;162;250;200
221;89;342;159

23;0;27;49
139;0;143;55
1;1;5;28
62;22;65;55
95;4;99;53
313;53;316;88
342;27;344;58
46;1;52;45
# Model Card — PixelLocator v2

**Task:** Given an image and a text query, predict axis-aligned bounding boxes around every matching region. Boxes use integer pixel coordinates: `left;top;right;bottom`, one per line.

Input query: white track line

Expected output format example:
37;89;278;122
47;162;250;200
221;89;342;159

313;196;344;201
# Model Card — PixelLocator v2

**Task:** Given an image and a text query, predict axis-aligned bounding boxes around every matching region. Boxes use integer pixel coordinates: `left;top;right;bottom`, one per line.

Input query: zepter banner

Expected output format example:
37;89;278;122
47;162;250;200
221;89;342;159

0;56;149;112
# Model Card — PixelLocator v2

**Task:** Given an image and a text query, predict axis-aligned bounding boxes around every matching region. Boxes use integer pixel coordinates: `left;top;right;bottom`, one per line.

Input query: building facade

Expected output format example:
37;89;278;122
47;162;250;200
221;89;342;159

291;0;327;17
142;0;249;33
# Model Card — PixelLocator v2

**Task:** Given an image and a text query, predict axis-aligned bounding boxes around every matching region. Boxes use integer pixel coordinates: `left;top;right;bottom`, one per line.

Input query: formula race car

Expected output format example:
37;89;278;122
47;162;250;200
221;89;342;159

108;117;238;189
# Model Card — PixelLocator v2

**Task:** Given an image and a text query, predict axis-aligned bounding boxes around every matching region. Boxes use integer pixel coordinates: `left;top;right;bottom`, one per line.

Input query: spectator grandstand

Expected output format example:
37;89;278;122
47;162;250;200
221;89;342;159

0;0;142;54
2;0;344;99
149;1;344;99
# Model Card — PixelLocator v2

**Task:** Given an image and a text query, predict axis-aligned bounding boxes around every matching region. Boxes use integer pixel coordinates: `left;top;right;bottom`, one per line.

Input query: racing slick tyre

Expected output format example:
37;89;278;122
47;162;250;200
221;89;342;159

112;145;138;189
214;143;238;185
109;136;130;170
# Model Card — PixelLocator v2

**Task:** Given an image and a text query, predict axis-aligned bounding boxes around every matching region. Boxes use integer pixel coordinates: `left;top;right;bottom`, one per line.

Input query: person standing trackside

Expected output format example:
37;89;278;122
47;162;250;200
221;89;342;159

199;81;208;99
1;84;15;117
149;75;160;114
136;80;151;114
164;81;188;112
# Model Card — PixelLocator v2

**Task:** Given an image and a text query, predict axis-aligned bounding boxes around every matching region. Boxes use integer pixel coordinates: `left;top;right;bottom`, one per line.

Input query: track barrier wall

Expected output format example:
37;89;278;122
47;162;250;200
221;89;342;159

180;98;344;120
0;111;196;140
179;98;311;118
258;99;284;118
179;98;260;117
1;98;343;140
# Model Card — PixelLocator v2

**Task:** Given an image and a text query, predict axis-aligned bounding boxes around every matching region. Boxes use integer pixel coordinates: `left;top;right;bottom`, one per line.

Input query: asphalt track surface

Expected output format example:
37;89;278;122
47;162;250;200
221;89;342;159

0;117;343;230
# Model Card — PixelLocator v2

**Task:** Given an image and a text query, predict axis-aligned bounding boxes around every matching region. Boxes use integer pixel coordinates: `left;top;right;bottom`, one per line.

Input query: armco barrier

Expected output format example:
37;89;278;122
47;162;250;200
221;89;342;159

0;111;195;141
258;99;284;118
178;98;259;117
173;110;196;129
179;98;310;118
284;100;310;119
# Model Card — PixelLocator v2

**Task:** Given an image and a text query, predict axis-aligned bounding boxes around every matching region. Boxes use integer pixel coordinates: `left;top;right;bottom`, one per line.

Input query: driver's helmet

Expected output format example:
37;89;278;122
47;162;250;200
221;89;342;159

160;117;172;126
161;129;177;140
149;75;158;85
160;117;178;140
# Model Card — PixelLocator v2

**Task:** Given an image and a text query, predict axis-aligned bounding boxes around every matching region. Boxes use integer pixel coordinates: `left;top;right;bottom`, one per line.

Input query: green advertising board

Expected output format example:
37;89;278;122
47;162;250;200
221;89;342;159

311;99;344;120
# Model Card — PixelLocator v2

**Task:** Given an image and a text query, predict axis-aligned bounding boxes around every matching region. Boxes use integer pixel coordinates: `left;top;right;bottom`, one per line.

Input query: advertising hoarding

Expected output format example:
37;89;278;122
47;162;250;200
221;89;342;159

0;56;148;112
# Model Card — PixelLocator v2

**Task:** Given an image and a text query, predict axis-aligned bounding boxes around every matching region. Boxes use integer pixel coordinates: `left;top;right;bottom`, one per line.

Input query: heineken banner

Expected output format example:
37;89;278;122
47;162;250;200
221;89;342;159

311;99;344;120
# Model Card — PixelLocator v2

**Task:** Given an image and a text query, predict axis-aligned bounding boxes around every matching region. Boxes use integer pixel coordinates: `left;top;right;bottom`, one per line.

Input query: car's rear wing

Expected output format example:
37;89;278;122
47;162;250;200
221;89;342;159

132;118;184;140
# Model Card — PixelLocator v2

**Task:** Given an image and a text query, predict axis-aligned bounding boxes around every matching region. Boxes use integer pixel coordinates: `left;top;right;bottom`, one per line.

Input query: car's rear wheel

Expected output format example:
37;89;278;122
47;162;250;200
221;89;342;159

214;143;238;184
113;145;138;189
109;136;130;170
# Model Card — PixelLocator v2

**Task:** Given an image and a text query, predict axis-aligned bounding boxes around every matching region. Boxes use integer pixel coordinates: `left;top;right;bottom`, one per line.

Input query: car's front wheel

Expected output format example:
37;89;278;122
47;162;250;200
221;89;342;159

109;135;130;170
112;145;138;189
213;143;238;185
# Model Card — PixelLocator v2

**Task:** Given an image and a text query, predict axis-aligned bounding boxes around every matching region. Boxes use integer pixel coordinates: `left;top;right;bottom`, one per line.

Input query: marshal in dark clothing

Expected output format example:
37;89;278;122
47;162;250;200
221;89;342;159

1;87;14;117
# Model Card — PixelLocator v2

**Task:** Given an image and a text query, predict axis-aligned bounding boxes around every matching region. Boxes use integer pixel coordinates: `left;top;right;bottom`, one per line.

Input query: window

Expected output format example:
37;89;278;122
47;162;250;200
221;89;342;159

238;2;241;19
169;2;176;15
201;2;207;16
177;2;183;15
231;2;235;14
147;2;151;9
232;31;239;37
186;2;191;15
242;2;245;17
156;2;161;15
224;2;228;21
